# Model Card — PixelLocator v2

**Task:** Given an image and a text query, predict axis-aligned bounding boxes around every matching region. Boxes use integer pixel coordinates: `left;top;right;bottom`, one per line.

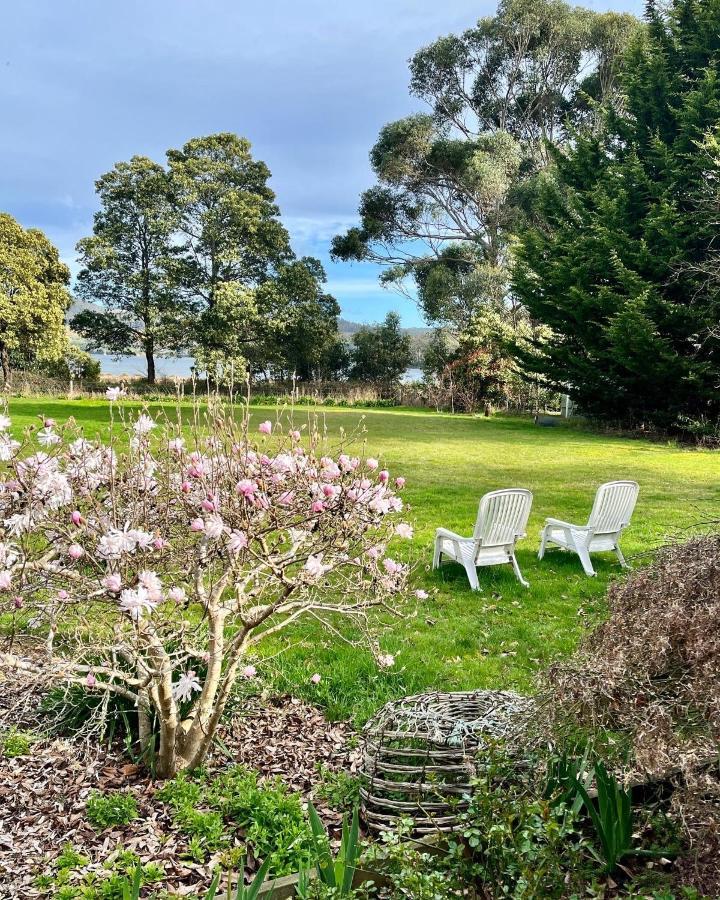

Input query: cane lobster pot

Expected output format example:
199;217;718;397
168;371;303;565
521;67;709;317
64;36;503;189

360;689;534;834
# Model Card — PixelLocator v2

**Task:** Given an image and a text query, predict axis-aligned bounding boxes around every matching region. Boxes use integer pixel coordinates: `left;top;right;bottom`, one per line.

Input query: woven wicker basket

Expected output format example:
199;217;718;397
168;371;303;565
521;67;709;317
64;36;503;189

360;689;534;833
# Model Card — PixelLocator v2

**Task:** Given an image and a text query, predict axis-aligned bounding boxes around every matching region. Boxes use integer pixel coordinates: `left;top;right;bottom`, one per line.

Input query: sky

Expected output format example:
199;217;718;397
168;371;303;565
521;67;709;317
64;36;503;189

1;0;641;328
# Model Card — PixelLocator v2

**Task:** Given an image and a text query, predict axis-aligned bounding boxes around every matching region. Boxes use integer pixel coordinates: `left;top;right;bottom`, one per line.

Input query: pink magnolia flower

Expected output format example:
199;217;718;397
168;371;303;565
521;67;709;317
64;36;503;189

415;589;429;600
152;537;167;551
395;477;406;489
57;589;69;600
395;523;414;540
168;437;185;454
228;530;248;554
258;420;273;435
236;479;257;498
201;496;218;512
43;418;55;428
138;570;163;602
71;510;83;526
68;543;84;561
277;490;295;507
382;557;403;575
242;664;257;679
85;672;97;688
103;573;122;593
13;595;22;609
378;653;395;669
311;500;325;514
378;470;390;484
190;518;205;533
366;457;379;470
290;429;301;442
321;484;336;499
168;586;186;603
310;673;321;685
181;480;192;494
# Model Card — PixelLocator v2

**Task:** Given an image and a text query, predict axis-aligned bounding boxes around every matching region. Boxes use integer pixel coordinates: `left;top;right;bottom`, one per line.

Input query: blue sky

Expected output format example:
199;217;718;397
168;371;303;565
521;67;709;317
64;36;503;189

1;0;641;328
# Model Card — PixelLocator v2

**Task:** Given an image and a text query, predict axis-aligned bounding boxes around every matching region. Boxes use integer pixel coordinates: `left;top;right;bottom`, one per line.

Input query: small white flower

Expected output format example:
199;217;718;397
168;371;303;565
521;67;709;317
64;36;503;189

204;513;225;540
105;386;126;402
0;413;11;430
37;428;60;447
133;413;155;436
304;553;331;580
118;586;156;620
172;670;202;703
395;523;414;539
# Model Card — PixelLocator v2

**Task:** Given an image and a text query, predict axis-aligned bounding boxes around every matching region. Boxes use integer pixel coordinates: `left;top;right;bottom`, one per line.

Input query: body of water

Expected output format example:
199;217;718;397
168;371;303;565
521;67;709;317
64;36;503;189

91;354;424;383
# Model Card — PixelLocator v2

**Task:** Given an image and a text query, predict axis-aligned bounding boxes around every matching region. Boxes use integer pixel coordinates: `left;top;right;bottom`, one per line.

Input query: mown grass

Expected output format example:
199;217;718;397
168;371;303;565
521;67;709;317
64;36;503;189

7;398;719;723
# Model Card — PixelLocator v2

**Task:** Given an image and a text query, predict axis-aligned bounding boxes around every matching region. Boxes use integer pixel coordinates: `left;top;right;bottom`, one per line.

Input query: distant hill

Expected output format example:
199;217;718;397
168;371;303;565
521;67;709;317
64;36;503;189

339;317;430;337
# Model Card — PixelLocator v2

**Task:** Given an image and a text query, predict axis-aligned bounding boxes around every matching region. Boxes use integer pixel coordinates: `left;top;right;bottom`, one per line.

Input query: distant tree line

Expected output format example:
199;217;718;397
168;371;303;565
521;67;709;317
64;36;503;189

0;133;418;388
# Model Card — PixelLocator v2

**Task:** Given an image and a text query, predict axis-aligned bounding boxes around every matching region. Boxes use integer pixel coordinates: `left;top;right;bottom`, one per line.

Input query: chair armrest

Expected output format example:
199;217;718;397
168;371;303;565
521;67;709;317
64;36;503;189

544;517;591;531
435;527;471;541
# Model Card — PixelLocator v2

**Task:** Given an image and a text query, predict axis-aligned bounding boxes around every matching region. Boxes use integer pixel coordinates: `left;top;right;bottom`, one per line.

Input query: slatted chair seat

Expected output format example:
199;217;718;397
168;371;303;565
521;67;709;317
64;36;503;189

433;488;533;590
538;480;639;577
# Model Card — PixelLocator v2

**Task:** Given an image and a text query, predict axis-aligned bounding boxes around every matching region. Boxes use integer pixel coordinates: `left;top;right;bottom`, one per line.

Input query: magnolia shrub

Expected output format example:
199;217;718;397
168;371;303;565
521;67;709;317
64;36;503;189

0;399;410;776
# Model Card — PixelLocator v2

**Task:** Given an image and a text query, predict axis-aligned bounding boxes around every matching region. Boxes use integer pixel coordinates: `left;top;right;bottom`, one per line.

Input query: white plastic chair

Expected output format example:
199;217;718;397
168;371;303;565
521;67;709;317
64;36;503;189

433;489;533;590
538;480;639;577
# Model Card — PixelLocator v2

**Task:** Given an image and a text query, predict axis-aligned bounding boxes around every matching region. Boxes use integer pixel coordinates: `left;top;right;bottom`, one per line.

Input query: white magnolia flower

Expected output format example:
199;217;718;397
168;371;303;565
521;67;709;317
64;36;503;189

105;386;126;402
203;513;225;540
118;585;156;620
138;569;163;602
0;434;20;461
172;670;202;703
37;428;61;447
133;414;156;436
0;413;11;431
304;553;331;580
395;523;414;540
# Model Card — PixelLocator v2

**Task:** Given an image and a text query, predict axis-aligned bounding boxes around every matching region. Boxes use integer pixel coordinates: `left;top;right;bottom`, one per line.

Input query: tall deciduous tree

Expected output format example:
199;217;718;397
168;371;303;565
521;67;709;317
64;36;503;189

332;0;638;335
0;213;71;384
166;133;290;363
166;134;342;380
513;0;720;429
73;157;182;384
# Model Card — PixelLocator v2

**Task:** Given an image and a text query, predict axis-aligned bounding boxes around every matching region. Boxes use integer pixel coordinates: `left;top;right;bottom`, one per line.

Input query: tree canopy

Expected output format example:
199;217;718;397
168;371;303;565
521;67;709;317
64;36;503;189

332;0;638;334
512;0;720;429
73;156;183;384
0;212;71;384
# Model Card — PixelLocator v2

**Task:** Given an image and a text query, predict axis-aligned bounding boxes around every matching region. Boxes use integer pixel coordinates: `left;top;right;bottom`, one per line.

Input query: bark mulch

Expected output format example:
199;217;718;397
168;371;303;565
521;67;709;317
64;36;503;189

0;672;360;898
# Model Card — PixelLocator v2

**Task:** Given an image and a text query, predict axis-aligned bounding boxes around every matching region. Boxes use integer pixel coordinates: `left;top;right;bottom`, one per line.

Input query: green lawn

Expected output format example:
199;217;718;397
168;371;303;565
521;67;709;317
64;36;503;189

7;398;719;723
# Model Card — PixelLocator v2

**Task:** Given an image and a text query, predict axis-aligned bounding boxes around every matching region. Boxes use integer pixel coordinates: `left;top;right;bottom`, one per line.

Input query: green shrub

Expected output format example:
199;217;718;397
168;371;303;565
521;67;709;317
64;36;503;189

85;790;139;830
314;764;361;812
1;727;34;757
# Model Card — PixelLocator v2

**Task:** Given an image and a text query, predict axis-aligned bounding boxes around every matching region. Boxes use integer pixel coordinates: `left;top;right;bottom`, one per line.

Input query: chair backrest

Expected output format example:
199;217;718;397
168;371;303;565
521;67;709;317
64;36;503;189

473;489;533;547
587;481;639;535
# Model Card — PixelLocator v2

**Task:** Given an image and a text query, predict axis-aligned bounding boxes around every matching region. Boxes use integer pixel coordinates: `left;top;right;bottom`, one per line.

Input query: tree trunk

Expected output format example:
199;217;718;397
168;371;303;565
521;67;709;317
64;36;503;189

145;339;156;385
0;343;11;386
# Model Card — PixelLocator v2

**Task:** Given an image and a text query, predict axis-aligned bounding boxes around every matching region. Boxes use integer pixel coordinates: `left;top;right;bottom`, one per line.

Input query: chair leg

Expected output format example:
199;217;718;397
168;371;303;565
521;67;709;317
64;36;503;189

511;552;530;588
462;560;480;591
615;545;630;569
575;544;596;577
432;539;442;570
538;526;549;560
